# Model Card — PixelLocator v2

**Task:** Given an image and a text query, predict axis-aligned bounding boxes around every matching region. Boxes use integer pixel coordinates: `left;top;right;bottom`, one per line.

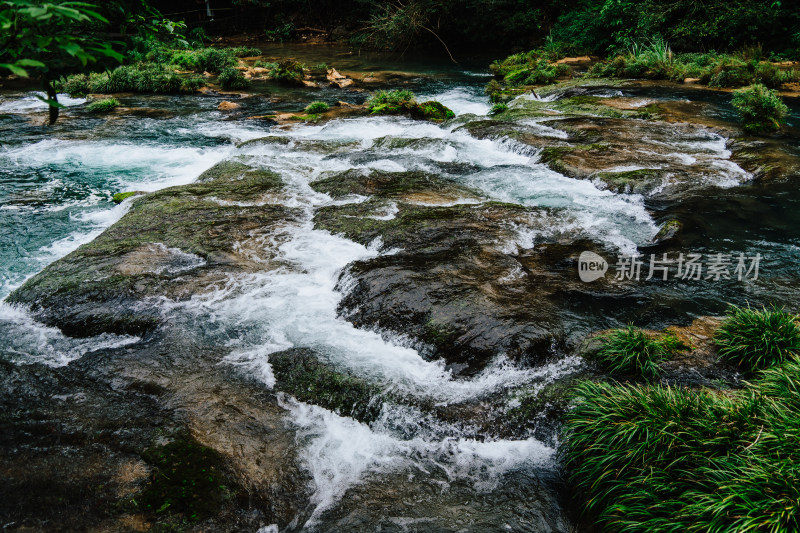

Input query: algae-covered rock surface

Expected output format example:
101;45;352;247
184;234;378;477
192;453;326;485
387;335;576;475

8;160;299;337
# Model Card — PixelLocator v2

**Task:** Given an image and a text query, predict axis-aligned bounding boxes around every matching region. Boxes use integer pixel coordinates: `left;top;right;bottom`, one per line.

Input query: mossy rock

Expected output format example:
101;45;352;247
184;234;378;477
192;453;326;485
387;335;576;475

594;168;663;194
411;101;456;122
8;159;294;336
140;436;232;520
269;348;385;423
653;219;683;243
311;169;481;200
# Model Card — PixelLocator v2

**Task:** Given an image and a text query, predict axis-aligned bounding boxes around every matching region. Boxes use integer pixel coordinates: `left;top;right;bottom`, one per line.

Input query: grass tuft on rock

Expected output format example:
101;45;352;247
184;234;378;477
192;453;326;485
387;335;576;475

592;325;686;380
304;101;330;113
366;90;454;122
59;64;205;96
86;97;120;113
715;304;800;371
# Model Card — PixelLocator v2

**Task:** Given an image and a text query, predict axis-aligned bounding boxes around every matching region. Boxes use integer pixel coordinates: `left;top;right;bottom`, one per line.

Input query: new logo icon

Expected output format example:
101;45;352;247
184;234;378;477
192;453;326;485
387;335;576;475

578;251;608;282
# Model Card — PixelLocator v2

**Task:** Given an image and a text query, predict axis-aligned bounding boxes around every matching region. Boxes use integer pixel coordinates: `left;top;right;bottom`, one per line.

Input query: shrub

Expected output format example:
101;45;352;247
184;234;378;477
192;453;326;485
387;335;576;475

218;67;250;90
366;89;417;114
715;304;800;370
86;97;120;113
592;325;686;380
253;60;278;69
489;102;508;115
268;59;305;85
193;48;237;73
562;374;800;533
491;49;573;87
731;84;789;134
58;73;91;97
304;101;330;113
180;76;206;92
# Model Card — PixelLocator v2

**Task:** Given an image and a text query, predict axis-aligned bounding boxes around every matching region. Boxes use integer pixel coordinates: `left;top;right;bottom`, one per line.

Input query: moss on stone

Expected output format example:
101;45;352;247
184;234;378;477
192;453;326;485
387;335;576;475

269;348;385;423
411;100;456;122
8;159;293;336
112;191;142;204
594;168;662;193
139;435;232;521
311;169;481;200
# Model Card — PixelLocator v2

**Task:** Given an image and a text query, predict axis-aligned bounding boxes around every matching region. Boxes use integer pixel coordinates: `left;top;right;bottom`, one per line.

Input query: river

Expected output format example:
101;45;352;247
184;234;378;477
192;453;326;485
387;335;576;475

1;45;799;531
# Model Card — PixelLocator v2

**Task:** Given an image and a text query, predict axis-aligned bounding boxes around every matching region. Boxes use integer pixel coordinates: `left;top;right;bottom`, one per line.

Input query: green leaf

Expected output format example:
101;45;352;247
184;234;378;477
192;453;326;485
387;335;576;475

16;58;45;67
0;62;29;77
33;94;66;108
62;42;82;57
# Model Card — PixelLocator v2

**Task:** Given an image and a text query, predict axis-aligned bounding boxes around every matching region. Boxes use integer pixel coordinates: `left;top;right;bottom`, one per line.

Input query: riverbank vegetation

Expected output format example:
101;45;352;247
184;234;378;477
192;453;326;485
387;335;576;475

564;306;800;531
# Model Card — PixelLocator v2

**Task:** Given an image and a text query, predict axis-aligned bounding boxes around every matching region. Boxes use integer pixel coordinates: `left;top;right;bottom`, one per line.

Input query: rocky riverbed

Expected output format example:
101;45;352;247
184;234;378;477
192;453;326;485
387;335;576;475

2;56;799;531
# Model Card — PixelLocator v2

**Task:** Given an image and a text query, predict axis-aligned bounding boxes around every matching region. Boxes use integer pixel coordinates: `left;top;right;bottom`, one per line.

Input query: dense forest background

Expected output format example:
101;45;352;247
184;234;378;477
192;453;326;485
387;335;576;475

164;0;800;56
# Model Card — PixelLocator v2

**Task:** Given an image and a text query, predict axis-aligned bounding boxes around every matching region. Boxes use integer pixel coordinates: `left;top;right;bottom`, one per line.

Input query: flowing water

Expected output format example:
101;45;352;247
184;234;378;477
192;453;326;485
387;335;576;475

2;47;800;530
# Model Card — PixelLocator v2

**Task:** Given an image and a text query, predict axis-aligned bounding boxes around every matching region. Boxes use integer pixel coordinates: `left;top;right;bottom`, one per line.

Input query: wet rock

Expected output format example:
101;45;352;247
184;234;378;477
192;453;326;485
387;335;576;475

314;468;571;533
7;159;299;337
311;170;624;375
218;100;241;110
0;327;310;532
653;219;683;243
327;68;354;89
270;348;385;424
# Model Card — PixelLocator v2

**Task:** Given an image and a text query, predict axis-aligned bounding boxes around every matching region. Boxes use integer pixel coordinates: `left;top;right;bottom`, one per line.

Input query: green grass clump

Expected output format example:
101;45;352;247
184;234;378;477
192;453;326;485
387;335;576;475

171;47;237;73
490;50;572;87
366;90;454;121
593;325;686;380
412;100;455;121
731;84;789;134
253;60;278;69
217;67;250;90
304;101;330;113
586;39;799;89
562;361;800;533
59;65;205;96
267;59;305;85
715;304;800;370
366;89;417;114
86;97;120;113
489;102;508;115
228;46;261;57
484;79;503;102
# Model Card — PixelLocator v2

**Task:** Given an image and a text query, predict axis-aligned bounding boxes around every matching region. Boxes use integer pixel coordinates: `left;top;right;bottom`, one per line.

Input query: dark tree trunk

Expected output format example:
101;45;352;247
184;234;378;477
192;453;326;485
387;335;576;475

45;80;59;126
